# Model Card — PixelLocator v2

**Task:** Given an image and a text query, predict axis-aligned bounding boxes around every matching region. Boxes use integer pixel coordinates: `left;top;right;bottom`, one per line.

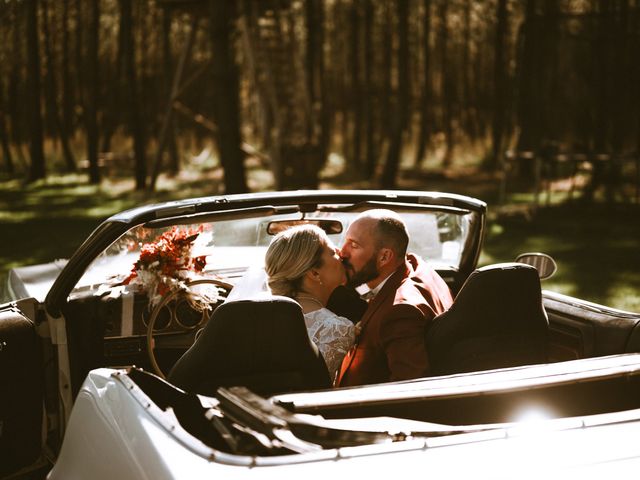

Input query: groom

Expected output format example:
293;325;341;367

336;209;453;387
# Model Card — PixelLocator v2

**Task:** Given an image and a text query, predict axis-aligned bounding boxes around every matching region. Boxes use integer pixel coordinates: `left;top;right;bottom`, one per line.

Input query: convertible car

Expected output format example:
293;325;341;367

2;190;640;479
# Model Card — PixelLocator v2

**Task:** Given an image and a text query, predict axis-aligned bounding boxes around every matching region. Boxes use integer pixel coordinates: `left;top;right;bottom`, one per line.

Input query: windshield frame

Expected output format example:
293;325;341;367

46;190;486;315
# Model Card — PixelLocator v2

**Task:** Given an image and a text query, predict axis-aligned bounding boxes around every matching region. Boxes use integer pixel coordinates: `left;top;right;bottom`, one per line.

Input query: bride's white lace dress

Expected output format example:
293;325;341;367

304;308;356;382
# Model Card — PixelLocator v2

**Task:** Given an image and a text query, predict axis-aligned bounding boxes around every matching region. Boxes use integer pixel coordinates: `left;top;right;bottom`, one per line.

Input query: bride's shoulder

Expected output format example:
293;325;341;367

306;308;353;328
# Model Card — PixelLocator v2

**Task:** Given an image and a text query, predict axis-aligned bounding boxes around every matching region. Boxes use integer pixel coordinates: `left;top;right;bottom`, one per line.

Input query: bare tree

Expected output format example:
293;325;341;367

349;0;363;169
26;0;46;181
489;0;508;172
516;0;539;154
210;0;247;194
438;0;455;168
42;0;76;172
362;0;375;178
0;4;15;174
85;0;101;184
0;92;14;174
162;7;180;175
381;0;409;188
120;0;147;189
461;0;477;141
61;0;74;137
413;0;433;168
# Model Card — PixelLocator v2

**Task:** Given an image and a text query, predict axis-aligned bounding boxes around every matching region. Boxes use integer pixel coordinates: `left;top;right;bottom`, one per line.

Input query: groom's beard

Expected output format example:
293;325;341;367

345;254;379;289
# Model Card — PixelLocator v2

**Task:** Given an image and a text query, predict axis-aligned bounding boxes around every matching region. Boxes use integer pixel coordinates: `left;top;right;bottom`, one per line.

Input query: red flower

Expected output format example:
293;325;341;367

193;255;207;272
124;226;209;301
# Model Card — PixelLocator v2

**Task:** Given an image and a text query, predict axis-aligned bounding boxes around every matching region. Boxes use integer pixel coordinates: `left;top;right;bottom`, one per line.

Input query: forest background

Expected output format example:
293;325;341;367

0;0;639;311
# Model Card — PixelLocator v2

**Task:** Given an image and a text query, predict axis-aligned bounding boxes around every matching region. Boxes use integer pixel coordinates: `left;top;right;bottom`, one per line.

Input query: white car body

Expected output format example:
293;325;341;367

51;354;640;479
2;190;639;479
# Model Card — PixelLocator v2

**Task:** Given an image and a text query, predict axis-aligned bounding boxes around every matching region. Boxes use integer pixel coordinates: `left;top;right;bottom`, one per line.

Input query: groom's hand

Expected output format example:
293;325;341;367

327;285;368;324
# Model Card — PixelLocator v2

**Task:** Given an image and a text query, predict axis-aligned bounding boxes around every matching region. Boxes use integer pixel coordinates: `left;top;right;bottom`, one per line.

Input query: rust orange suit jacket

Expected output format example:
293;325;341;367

337;254;453;387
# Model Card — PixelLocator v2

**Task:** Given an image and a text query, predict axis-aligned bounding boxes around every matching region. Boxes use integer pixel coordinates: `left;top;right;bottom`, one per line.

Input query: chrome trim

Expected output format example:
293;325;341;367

543;290;640;318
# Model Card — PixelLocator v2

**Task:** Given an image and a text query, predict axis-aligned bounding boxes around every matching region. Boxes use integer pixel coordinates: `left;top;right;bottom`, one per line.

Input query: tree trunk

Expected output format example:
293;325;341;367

540;0;559;142
438;0;454;168
0;52;13;173
305;0;329;173
350;1;362;169
85;0;100;184
489;0;508;172
583;0;612;201
163;8;179;175
381;0;409;188
610;1;629;152
120;0;146;190
636;0;640;162
62;0;73;136
75;0;85;132
100;0;126;154
515;0;539;180
209;0;248;194
0;109;14;174
149;15;197;190
42;0;76;172
8;1;25;169
522;0;541;152
413;0;432;168
305;0;317;110
462;0;477;141
26;0;46;182
363;0;375;178
378;2;393;180
316;0;330;170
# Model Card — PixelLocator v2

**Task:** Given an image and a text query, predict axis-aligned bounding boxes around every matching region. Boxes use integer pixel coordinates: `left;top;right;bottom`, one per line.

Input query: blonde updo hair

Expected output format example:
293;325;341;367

265;224;328;298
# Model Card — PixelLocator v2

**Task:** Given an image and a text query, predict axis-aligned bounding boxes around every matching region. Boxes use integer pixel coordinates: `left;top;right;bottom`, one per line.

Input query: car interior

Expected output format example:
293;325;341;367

58;203;479;395
167;296;331;395
20;195;631;409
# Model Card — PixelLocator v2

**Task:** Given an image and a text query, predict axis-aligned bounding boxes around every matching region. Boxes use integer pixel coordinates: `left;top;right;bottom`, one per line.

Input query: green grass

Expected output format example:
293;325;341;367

0;174;197;283
479;203;640;313
1;169;639;312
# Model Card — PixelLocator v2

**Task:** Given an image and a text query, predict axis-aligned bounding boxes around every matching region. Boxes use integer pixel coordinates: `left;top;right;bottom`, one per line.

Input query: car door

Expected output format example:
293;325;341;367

544;291;640;361
0;301;45;476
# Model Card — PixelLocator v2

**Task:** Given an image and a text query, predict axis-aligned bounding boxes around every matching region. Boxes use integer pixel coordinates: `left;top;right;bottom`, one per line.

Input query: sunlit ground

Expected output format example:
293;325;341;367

1;157;639;312
479;203;640;313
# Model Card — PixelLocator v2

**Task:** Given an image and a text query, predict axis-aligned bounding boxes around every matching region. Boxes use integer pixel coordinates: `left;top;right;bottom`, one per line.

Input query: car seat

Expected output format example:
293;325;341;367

425;263;549;376
168;296;331;396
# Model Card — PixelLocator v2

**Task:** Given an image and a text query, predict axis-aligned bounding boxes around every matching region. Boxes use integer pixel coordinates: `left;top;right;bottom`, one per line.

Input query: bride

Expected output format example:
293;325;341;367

264;224;358;384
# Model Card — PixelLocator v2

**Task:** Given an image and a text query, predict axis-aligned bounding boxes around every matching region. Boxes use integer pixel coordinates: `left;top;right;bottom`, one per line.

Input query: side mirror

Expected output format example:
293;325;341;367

514;252;557;280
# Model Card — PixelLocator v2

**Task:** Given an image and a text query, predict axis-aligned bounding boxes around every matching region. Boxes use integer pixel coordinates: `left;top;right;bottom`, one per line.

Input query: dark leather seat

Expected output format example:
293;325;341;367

168;296;331;396
426;263;549;376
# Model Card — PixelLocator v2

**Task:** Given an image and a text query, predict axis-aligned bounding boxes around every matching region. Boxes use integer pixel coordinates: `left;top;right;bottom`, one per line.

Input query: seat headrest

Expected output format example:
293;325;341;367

200;295;317;366
448;263;546;330
168;295;331;395
426;263;549;375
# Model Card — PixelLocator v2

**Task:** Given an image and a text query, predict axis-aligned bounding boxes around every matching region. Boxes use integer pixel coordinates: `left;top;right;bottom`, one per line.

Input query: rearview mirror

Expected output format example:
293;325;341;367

514;252;557;280
267;219;343;235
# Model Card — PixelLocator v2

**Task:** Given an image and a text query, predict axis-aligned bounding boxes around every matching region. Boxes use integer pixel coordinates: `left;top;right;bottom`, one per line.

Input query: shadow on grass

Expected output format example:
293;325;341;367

0;217;98;271
0;170;235;292
481;203;640;312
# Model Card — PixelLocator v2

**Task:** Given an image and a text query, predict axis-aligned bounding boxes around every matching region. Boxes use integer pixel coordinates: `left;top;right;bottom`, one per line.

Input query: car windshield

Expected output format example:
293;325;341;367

75;207;476;293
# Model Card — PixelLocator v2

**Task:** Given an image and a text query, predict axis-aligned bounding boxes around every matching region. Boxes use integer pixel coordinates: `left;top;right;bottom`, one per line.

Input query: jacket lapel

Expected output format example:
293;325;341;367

337;260;412;385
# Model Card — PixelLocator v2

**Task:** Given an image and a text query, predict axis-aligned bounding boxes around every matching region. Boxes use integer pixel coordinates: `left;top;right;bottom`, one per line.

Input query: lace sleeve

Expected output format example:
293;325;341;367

304;309;356;381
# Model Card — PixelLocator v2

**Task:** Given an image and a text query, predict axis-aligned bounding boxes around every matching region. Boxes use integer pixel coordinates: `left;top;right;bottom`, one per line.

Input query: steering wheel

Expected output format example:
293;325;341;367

146;278;233;378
